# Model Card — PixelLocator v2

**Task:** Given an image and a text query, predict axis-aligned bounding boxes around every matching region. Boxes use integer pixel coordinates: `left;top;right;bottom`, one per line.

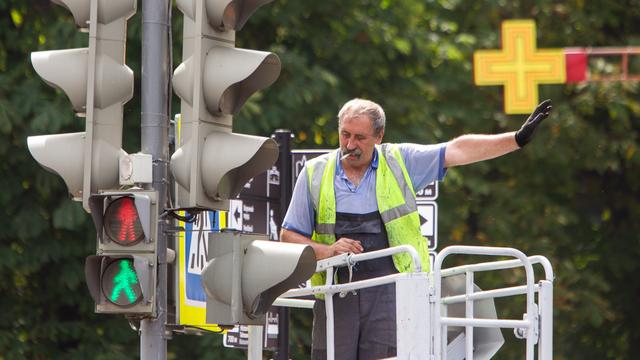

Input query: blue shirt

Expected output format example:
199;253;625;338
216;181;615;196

282;143;448;238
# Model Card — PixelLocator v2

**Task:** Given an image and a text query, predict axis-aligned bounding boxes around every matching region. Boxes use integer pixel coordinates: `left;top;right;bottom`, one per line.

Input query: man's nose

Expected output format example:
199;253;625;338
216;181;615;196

346;138;357;149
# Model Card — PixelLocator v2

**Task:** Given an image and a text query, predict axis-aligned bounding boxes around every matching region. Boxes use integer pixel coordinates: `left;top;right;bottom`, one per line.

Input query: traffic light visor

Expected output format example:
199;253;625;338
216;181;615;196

51;0;90;29
200;132;279;201
442;274;505;359
202;47;280;116
205;0;274;31
201;239;316;319
27;132;85;200
242;240;316;318
31;48;89;115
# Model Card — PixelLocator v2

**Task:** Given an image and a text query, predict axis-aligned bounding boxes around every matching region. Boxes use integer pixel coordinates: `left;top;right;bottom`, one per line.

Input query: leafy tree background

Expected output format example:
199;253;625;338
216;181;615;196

2;0;640;359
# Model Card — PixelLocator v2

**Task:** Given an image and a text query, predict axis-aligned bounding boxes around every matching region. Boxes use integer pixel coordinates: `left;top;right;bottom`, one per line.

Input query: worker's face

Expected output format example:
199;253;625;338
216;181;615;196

338;115;383;168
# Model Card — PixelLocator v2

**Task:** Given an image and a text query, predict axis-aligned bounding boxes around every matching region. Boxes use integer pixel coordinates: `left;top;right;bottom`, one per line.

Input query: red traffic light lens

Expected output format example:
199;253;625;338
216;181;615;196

102;259;143;307
104;197;144;245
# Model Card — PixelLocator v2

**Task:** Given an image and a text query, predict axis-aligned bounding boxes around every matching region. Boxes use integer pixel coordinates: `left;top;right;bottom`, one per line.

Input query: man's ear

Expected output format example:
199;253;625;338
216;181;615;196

376;130;384;144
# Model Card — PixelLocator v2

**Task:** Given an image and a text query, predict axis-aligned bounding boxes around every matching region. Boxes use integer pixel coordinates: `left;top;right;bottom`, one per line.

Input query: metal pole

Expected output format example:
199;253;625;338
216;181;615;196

538;280;554;360
141;0;172;357
273;130;293;360
248;326;264;360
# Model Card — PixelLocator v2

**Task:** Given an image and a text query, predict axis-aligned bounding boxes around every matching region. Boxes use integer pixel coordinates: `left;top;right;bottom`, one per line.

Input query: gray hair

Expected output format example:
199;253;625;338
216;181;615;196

337;98;386;137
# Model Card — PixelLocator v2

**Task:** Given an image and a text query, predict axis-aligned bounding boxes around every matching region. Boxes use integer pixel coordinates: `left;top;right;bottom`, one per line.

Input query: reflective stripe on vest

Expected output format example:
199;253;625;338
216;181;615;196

308;151;337;240
377;144;418;224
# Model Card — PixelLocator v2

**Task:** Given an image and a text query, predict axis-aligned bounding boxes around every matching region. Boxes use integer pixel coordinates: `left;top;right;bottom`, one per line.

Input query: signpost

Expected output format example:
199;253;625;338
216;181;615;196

418;202;438;250
223;310;280;350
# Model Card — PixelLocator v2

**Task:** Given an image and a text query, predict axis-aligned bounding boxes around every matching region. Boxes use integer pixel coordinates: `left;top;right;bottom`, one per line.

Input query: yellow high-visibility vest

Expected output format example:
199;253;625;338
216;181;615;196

306;144;430;288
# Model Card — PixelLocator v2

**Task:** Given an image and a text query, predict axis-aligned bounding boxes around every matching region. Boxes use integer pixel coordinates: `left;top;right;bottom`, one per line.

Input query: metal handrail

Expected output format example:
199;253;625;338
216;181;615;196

281;244;422;300
440;255;554;282
433;246;552;360
273;244;553;360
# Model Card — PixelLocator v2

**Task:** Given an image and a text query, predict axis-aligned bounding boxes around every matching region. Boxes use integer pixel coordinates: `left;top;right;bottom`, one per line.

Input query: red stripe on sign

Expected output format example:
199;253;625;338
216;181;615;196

564;48;587;83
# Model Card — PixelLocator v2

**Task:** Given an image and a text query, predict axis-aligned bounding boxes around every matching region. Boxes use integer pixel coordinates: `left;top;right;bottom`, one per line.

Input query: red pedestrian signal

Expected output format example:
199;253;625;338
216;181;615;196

104;197;144;245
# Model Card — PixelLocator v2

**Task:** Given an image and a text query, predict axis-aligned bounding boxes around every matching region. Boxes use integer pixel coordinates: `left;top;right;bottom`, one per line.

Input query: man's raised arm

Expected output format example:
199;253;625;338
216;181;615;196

444;99;552;168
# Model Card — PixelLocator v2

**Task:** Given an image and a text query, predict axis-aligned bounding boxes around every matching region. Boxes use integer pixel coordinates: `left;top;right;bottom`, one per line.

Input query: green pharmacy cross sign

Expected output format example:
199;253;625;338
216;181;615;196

102;259;143;306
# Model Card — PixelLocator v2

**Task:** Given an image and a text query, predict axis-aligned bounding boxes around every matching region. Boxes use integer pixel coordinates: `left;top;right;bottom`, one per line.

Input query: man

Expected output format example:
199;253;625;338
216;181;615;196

281;98;552;359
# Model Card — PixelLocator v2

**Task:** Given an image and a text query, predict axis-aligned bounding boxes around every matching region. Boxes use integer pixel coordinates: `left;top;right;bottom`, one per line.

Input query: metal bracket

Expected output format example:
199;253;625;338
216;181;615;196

429;285;436;303
163;225;186;233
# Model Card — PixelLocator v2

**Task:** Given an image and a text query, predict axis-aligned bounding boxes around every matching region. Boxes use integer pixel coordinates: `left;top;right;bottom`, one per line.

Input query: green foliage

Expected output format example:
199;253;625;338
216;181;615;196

3;0;640;358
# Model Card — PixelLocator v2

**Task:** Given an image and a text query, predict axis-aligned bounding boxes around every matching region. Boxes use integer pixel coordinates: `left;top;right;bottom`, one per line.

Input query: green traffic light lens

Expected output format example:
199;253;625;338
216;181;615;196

104;197;144;245
102;259;143;307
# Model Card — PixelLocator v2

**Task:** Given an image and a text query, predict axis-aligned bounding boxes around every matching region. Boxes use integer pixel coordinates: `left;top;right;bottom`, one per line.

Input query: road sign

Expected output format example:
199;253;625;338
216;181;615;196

417;202;438;250
176;210;224;331
223;308;280;350
229;199;281;239
292;150;328;185
416;181;438;201
237;161;281;237
229;200;244;231
241;165;281;199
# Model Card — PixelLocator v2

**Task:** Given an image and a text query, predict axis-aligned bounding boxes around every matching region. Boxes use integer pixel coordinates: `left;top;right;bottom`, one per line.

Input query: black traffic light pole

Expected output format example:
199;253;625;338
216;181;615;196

140;0;172;357
273;130;294;360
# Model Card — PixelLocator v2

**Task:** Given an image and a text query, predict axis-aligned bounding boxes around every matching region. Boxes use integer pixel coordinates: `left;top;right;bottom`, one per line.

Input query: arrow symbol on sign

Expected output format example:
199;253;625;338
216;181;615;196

417;204;435;238
234;207;241;224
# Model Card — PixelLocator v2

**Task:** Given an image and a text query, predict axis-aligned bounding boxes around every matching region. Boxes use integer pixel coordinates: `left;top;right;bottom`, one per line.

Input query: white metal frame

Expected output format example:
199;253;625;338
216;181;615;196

274;244;554;360
433;246;554;360
280;245;429;360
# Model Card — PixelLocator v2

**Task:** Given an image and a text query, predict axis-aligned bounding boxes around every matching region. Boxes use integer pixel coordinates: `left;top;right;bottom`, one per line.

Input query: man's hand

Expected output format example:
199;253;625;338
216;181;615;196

515;99;553;148
280;228;363;260
328;238;363;258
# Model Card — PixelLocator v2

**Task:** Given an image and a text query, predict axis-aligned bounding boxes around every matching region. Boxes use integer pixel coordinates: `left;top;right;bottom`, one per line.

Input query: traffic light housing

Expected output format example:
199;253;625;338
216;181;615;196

171;131;279;210
201;230;316;326
171;0;281;211
441;274;505;360
85;190;159;315
27;0;135;210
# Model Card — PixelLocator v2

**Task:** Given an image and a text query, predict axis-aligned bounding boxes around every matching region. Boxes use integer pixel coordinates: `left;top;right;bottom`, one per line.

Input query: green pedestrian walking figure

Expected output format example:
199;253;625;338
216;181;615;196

111;260;139;303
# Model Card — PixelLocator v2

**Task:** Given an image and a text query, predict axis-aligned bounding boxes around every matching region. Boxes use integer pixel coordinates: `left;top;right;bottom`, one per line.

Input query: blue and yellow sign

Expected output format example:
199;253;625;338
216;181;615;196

177;210;226;331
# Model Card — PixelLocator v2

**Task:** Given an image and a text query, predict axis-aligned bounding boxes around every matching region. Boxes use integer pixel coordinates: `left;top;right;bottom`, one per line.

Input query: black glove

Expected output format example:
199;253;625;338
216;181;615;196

515;99;553;148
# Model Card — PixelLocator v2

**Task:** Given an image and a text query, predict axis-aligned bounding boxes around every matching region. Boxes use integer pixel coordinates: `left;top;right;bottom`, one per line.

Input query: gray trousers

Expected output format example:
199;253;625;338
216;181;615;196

311;211;398;360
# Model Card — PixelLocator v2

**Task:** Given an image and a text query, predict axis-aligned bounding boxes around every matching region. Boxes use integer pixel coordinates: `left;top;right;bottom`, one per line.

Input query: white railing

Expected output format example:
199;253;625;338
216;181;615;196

279;245;429;360
274;244;554;360
433;246;554;360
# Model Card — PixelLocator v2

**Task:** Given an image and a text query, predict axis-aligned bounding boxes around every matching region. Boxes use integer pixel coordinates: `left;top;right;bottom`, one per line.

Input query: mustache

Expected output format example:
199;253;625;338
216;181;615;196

341;147;362;159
